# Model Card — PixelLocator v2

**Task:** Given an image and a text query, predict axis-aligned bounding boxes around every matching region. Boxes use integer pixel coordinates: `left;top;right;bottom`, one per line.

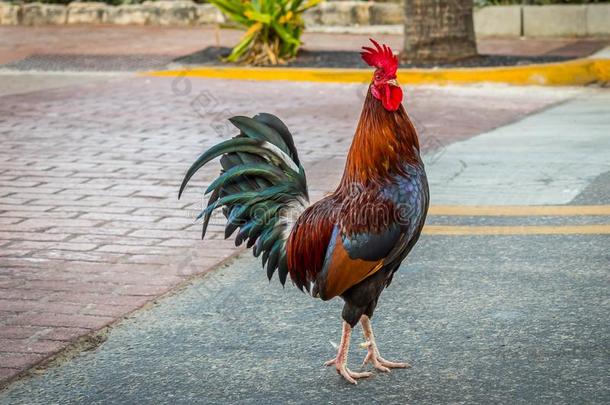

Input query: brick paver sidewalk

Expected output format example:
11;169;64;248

0;76;569;386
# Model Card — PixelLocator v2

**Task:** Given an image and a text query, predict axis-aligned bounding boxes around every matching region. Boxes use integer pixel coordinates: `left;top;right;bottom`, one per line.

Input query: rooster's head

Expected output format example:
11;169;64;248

361;39;402;112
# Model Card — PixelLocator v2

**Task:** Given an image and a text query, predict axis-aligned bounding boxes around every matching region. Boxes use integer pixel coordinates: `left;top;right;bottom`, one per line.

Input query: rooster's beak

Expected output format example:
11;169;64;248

386;78;399;87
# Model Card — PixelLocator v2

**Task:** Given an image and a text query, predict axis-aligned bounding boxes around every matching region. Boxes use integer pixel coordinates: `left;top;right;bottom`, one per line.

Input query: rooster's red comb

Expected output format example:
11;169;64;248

360;39;398;76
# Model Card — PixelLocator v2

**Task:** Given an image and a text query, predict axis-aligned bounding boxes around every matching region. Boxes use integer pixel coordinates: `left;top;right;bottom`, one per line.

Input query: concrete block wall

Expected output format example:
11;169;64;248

306;3;610;37
480;4;610;38
0;1;608;38
523;5;587;37
587;4;610;36
474;5;521;38
0;2;20;25
0;1;224;26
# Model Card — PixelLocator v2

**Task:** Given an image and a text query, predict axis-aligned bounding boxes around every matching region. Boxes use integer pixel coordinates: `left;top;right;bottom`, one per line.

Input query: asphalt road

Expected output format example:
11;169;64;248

0;230;608;404
0;88;609;404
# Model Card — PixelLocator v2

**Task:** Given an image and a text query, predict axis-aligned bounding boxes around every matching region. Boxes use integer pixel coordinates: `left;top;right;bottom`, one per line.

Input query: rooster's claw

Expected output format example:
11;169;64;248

324;358;373;384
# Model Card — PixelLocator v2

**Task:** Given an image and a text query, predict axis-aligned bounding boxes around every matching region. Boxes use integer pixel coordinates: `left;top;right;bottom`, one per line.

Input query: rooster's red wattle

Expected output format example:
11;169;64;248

179;39;429;384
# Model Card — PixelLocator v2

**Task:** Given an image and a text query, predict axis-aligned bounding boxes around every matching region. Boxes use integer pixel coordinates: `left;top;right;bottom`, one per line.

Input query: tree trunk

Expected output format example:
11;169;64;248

403;0;477;64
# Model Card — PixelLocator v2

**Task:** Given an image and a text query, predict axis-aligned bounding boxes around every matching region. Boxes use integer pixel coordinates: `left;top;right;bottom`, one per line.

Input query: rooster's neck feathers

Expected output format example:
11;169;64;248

341;89;420;186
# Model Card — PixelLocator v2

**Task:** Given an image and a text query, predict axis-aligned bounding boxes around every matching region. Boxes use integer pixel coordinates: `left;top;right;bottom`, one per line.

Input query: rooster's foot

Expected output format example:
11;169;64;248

360;341;410;372
325;321;372;384
324;358;372;384
359;315;411;373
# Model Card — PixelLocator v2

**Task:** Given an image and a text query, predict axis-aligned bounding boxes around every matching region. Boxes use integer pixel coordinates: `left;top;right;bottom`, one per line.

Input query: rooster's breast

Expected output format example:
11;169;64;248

382;162;429;241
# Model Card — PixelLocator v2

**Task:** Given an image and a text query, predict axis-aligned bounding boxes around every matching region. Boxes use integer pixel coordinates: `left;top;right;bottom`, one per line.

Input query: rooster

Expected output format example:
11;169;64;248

179;39;429;384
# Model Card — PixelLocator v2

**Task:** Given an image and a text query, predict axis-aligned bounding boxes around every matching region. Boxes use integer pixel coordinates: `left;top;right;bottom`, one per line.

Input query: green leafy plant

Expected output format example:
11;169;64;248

208;0;322;65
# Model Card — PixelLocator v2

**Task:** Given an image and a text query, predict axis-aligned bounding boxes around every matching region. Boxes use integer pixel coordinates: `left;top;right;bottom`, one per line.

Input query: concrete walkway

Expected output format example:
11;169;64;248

428;93;610;205
1;87;608;403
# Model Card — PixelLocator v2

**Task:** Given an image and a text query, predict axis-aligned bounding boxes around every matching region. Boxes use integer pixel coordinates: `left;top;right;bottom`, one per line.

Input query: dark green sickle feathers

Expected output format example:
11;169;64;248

178;113;308;285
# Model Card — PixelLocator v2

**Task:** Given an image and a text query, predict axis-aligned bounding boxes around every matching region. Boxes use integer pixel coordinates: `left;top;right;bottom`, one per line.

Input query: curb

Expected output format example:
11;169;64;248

144;58;610;86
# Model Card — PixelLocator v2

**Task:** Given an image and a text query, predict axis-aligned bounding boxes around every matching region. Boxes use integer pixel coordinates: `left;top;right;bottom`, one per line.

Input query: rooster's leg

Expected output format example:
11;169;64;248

324;321;373;384
360;315;410;372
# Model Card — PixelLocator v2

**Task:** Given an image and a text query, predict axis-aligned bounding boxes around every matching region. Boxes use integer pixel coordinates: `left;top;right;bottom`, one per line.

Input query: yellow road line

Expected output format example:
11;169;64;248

143;58;610;87
423;225;610;235
429;205;610;217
